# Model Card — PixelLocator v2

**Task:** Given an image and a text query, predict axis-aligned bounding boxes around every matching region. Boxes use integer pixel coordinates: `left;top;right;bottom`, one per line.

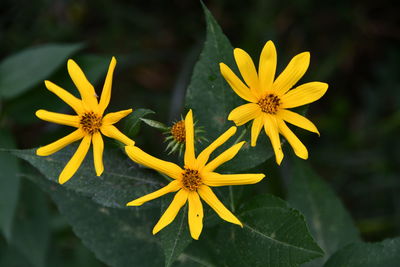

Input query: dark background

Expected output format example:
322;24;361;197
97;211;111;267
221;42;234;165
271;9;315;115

1;0;399;266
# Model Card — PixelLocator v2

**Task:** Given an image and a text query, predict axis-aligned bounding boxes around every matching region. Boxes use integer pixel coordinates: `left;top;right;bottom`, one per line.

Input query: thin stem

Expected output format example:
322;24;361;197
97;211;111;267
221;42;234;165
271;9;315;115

233;127;247;145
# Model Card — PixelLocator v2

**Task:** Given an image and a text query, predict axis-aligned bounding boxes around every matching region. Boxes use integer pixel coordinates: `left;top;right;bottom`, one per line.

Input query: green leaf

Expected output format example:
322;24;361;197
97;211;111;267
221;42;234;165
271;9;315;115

140;118;168;131
286;158;360;267
159;200;192;267
22;172;165;267
324;237;400;267
124;108;156;138
0;129;20;241
185;3;273;172
11;147;161;209
11;179;50;267
0;43;83;100
216;194;324;266
12;146;172;266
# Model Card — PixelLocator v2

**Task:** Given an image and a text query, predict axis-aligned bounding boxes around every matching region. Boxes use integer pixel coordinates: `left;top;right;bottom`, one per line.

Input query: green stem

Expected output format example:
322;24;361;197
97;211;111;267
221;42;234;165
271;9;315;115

233;127;247;145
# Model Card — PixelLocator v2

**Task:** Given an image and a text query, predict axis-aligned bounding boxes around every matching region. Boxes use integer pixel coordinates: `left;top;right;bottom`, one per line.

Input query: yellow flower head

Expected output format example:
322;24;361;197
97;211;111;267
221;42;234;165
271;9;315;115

220;40;328;165
125;110;265;240
36;57;134;184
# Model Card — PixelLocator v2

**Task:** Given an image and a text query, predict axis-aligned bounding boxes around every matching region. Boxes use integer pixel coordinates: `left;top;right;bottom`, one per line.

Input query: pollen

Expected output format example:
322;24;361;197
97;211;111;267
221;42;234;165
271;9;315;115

181;168;202;191
171;120;185;143
258;94;281;114
80;112;102;135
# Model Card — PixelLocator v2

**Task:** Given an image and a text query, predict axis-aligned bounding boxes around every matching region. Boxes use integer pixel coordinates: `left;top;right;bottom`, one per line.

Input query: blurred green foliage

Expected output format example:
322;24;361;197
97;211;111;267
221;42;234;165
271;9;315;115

0;0;399;266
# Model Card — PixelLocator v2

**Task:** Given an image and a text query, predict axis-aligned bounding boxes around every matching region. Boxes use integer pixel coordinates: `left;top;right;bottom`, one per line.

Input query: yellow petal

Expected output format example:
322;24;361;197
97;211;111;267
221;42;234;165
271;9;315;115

280;82;328;109
219;63;258;102
264;115;283;165
233;48;261;98
277;119;308;160
102;109;133;125
125;146;183;180
250;114;264;147
44;80;84;114
92;132;104;176
188;192;203;240
127;180;181;206
67;59;98;111
195;126;236;169
152;189;188;235
99;57;116;114
184;110;195;167
202;141;245;173
100;125;134;146
277;109;319;135
272;52;310;96
36;129;84;156
59;135;91;184
197;185;242;226
203;172;265;187
228;103;261;126
36;109;80;128
258;41;277;94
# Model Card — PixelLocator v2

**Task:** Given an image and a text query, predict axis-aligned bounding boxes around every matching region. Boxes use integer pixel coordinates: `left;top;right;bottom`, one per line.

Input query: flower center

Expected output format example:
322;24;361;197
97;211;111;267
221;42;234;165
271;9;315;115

171;120;185;143
80;112;102;135
258;94;281;114
181;168;202;191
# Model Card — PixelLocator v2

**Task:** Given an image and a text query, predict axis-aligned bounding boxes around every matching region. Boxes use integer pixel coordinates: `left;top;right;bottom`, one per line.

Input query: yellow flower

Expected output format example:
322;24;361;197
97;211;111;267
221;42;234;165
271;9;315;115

125;110;265;240
36;57;134;184
220;40;328;165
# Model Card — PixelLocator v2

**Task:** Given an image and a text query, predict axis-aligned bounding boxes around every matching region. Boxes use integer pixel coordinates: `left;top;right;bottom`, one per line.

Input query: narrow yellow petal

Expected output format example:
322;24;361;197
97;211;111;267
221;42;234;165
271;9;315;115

152;189;188;235
36;129;84;156
92;132;104;176
258;41;277;94
44;80;84;114
197;185;242;226
277;109;319;135
67;59;98;111
184;110;195;167
195;126;236;169
280;82;328;109
233;48;261;98
203;172;265;187
100;125;134;146
188;192;203;240
36;109;80;127
59;135;91;184
277;119;308;160
202;141;245;173
125;146;183;180
102;109;133;125
272;52;310;96
250;114;264;147
219;63;258;102
126;180;181;206
98;57;116;114
264;115;283;165
228;103;261;126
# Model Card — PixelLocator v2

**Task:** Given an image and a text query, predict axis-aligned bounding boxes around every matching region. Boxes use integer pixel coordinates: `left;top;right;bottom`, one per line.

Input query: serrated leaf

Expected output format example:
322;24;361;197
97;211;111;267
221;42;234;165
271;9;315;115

11;147;162;209
0;43;83;99
0;130;20;241
324;237;400;267
124;108;156;138
22;172;165;267
185;3;273;172
216;194;324;266
286;158;360;267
